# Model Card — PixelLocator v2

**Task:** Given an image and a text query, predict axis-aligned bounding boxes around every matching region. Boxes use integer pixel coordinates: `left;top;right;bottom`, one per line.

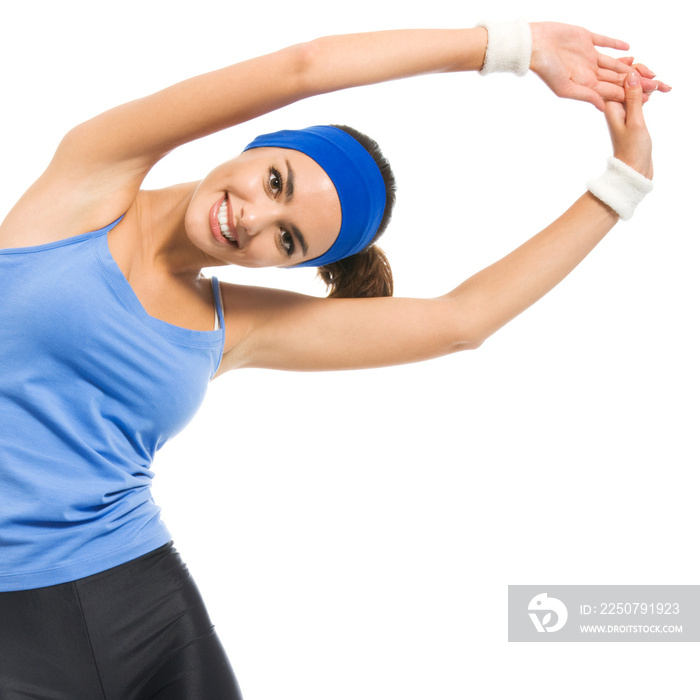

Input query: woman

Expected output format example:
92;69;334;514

0;20;666;699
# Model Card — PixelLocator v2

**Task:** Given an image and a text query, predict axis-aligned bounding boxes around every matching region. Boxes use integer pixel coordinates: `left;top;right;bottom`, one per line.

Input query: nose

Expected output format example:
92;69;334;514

238;200;279;239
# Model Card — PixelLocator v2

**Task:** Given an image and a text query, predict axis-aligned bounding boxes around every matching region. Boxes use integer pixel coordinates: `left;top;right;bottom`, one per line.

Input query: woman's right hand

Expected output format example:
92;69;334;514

605;71;654;179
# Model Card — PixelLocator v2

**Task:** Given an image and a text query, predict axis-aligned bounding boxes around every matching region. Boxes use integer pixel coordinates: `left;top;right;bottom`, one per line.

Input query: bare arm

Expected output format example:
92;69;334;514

217;74;652;375
0;29;489;245
0;23;656;246
66;28;489;169
218;193;617;374
59;23;654;173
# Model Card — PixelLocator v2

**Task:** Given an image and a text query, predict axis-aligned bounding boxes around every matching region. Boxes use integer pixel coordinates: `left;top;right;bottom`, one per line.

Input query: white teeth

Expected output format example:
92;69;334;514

218;200;228;227
217;196;236;244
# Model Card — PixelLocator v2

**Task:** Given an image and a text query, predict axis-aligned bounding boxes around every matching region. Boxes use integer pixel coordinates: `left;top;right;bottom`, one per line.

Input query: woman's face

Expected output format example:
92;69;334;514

185;147;341;268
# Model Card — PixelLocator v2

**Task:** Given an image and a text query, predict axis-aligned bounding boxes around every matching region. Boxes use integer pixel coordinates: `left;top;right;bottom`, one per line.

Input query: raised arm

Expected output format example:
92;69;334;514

55;29;490;173
61;22;658;172
2;29;491;245
216;74;652;375
1;22;663;247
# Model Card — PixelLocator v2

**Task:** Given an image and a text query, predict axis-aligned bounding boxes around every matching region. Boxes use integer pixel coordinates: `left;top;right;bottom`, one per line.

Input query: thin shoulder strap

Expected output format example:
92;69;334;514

211;277;225;332
97;214;125;235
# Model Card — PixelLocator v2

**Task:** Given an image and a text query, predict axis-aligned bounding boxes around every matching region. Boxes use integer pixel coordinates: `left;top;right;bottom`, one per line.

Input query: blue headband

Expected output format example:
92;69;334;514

243;126;386;268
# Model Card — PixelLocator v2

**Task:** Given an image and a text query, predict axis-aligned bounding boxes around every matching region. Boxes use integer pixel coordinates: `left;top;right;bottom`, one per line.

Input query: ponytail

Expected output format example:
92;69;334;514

318;245;393;298
321;124;397;299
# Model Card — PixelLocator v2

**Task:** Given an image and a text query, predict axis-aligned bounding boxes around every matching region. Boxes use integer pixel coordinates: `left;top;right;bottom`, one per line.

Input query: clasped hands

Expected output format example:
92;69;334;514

529;21;671;112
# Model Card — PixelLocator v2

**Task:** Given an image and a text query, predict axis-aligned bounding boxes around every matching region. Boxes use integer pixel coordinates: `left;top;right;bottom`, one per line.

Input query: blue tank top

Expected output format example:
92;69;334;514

0;219;225;591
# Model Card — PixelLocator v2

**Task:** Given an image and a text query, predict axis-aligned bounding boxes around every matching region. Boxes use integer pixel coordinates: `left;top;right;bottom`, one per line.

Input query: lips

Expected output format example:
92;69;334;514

209;194;238;247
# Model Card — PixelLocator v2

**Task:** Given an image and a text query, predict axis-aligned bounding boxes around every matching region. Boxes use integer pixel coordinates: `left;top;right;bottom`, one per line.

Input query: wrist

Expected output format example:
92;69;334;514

612;151;654;181
475;19;532;76
586;157;654;221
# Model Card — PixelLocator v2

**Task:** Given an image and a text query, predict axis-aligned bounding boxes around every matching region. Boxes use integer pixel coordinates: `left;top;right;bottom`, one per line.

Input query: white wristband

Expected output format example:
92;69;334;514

587;157;653;221
476;19;532;77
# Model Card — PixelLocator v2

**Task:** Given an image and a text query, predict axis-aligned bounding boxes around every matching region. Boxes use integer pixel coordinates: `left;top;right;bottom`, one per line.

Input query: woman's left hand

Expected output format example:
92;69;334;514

530;22;671;111
605;71;654;179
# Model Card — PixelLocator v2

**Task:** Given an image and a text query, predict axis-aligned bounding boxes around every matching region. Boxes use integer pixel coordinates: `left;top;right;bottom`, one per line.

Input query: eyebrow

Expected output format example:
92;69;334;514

283;160;308;257
290;223;308;257
284;160;295;201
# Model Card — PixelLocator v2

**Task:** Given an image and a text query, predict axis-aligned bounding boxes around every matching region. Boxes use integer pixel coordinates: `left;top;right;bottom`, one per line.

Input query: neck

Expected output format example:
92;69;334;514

142;181;220;279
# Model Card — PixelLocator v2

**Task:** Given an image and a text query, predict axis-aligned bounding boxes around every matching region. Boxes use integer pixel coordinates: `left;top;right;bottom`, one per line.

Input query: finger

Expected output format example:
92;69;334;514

598;68;627;87
633;63;656;79
633;75;672;97
591;33;630;51
623;72;645;126
563;83;606;111
596;82;626;103
640;77;659;94
632;63;672;92
618;56;635;66
598;53;634;74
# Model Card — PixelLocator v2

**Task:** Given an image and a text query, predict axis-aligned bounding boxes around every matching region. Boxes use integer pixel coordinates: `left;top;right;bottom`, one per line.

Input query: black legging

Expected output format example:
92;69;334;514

0;542;243;699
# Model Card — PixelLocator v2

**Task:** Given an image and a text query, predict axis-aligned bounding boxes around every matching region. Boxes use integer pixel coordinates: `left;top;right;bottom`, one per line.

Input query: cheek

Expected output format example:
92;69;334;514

239;232;283;267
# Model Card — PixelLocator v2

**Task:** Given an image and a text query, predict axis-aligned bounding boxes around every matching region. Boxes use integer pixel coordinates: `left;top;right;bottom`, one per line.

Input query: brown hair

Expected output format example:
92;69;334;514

317;125;396;299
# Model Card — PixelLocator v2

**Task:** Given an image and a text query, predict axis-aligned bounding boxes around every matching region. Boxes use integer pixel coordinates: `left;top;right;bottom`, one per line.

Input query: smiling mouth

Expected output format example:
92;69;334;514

216;195;238;246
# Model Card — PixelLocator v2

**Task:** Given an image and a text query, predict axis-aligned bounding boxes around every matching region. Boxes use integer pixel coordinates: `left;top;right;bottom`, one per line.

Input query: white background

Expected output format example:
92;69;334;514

1;0;697;698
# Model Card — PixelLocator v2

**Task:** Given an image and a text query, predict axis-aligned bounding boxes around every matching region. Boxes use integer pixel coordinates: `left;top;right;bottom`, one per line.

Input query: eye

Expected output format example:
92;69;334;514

280;230;295;257
267;167;283;196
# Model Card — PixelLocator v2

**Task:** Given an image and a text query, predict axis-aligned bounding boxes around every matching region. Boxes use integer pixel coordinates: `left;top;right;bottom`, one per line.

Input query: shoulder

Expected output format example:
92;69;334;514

0;164;137;250
0;150;195;252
